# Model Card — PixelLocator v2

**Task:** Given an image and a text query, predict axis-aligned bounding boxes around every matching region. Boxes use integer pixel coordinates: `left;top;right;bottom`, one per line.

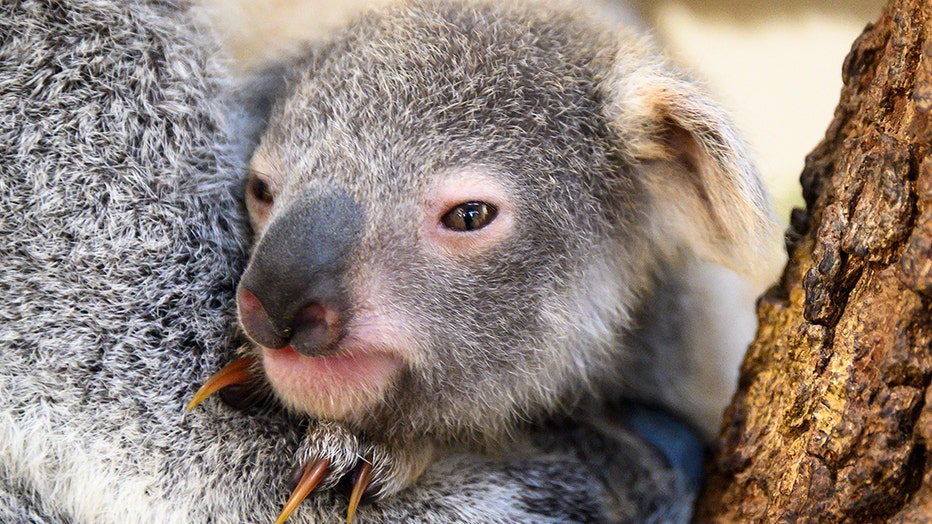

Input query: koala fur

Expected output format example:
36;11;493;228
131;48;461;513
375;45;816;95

232;0;777;514
0;0;709;522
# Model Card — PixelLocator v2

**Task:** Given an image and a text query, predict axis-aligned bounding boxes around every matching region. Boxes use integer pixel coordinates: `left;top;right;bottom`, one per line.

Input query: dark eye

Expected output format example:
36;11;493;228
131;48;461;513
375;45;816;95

248;173;274;205
441;202;498;232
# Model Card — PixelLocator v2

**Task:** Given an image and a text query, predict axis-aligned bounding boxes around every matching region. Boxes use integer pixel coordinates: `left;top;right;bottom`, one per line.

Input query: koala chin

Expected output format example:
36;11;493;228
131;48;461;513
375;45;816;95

190;0;779;520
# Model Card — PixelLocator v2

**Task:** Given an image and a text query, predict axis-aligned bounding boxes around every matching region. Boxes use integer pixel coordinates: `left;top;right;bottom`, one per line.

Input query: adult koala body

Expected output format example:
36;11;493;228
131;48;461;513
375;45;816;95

0;0;706;522
234;0;777;509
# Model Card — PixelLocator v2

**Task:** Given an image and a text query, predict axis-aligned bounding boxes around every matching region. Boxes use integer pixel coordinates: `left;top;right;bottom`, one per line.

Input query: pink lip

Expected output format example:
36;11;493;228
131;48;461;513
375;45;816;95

260;345;404;418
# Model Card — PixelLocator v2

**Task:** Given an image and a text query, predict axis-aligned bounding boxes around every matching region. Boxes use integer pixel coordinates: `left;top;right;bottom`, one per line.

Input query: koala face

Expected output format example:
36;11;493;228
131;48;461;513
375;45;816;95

237;0;775;441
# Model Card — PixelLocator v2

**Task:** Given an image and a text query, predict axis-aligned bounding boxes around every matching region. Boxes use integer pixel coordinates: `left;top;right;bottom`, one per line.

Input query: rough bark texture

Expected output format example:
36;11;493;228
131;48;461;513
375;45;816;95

695;1;932;522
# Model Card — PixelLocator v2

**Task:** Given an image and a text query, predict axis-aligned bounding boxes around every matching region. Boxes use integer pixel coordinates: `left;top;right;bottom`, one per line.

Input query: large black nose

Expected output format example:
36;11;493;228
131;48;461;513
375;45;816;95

237;189;364;356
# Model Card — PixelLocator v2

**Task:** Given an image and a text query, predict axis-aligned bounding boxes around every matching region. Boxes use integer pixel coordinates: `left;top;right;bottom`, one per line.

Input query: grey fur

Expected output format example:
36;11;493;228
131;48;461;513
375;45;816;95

239;0;775;514
0;0;702;522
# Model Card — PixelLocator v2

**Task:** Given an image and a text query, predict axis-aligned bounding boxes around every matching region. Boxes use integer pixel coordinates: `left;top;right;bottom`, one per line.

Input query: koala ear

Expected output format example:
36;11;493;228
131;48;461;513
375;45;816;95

605;47;780;279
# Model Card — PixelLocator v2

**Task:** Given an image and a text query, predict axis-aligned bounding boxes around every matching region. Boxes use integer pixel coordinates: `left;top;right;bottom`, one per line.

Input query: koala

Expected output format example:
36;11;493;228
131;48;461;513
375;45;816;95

0;0;712;522
187;0;778;521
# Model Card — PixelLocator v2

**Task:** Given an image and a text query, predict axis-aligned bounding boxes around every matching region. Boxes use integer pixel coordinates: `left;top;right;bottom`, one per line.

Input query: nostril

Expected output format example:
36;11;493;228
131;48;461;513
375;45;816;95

288;302;343;355
237;287;289;349
238;287;261;315
293;303;328;332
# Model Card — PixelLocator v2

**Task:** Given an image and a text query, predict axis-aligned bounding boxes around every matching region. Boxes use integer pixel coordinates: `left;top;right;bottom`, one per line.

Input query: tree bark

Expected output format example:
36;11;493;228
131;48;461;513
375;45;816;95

695;1;932;521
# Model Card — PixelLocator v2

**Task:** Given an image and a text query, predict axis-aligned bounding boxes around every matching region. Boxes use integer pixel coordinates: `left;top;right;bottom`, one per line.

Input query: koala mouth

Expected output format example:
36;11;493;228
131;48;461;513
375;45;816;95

260;344;404;419
186;344;403;421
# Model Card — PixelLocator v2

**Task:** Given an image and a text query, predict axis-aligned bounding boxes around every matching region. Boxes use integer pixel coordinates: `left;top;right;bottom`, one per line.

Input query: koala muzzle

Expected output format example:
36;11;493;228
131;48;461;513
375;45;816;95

237;190;364;357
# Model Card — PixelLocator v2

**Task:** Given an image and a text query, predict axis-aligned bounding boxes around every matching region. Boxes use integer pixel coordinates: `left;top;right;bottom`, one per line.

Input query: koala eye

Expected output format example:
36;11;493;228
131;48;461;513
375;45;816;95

441;202;498;232
247;173;274;205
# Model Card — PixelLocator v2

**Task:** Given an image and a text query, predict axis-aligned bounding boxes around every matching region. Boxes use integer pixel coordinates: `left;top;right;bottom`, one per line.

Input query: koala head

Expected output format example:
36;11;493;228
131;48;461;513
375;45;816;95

236;0;775;443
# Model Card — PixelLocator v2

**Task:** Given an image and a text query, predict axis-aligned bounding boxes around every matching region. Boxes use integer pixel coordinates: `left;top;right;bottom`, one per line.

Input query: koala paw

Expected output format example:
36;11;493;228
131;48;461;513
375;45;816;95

280;420;434;524
186;357;433;523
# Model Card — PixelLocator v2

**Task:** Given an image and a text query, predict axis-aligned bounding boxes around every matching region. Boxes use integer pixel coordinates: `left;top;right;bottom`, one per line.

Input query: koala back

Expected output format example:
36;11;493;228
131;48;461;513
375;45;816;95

0;0;291;521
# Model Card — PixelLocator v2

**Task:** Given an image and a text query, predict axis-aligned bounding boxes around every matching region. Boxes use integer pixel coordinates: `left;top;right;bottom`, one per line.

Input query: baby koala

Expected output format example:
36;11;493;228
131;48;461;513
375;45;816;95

192;0;777;520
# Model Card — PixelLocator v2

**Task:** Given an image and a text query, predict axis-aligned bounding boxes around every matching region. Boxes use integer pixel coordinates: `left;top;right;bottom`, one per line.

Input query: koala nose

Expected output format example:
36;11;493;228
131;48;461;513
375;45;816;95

236;189;364;356
237;287;344;354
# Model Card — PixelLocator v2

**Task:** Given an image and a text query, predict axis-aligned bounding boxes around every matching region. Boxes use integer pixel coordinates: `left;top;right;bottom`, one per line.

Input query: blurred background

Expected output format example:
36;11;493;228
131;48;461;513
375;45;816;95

200;0;886;224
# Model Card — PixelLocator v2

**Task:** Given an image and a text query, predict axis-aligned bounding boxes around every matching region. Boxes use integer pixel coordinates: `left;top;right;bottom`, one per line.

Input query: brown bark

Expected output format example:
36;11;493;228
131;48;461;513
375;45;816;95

695;1;932;522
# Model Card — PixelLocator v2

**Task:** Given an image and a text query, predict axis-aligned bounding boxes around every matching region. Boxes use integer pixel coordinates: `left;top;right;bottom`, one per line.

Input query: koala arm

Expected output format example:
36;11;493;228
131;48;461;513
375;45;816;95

263;407;700;523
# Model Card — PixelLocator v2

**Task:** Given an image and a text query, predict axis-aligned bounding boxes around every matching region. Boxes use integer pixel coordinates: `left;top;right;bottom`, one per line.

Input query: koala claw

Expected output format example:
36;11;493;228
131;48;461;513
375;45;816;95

278;421;433;523
276;457;372;524
275;459;330;524
346;460;374;524
185;356;258;411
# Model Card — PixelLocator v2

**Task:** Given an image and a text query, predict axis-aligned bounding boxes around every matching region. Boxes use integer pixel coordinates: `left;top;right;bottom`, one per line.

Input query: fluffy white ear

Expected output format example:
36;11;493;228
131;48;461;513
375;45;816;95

605;43;781;280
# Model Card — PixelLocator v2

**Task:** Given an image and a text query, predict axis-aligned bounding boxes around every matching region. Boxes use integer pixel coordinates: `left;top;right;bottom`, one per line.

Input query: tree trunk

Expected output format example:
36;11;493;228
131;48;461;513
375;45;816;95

695;1;932;521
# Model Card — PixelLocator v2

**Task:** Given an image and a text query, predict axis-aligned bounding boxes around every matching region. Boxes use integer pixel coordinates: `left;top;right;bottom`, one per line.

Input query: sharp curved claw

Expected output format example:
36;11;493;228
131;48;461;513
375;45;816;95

346;460;373;524
275;459;330;524
185;356;256;412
